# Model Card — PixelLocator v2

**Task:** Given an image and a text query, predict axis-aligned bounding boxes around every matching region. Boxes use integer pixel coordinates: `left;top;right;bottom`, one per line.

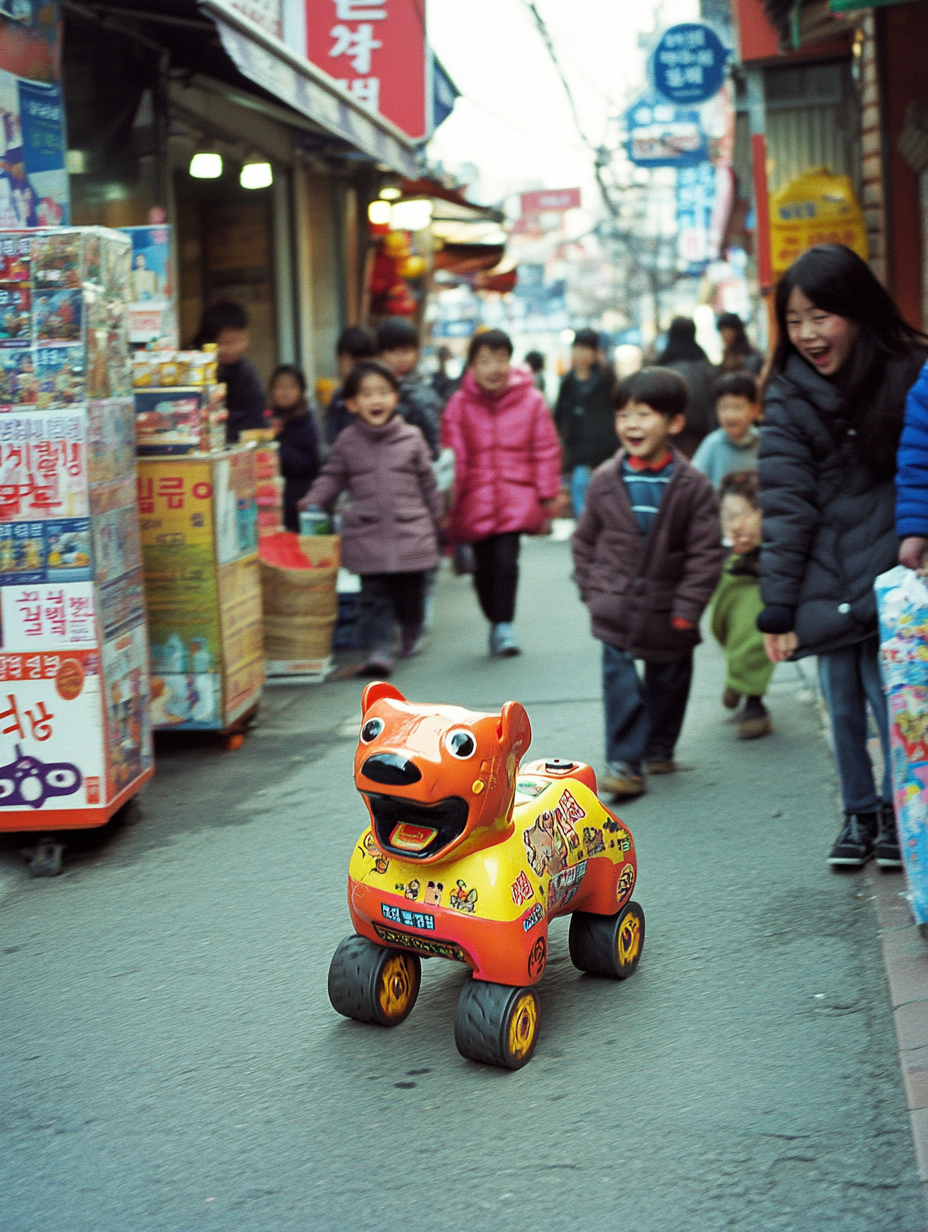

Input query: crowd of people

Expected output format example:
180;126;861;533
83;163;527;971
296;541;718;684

196;240;928;873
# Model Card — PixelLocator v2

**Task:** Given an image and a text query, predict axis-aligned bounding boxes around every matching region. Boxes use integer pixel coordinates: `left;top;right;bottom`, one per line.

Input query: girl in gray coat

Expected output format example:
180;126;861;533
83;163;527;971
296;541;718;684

757;245;926;869
300;360;441;677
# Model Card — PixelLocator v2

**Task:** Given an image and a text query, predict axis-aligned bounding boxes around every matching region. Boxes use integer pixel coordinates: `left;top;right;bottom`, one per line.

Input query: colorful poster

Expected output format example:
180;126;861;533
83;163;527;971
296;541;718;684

137;458;215;547
33;287;82;343
86;398;136;486
0;409;87;521
102;620;152;796
119;225;176;346
1;579;97;649
0;516;91;585
0;345;35;406
90;503;141;586
149;671;220;729
99;564;144;641
214;450;257;563
0;657;105;813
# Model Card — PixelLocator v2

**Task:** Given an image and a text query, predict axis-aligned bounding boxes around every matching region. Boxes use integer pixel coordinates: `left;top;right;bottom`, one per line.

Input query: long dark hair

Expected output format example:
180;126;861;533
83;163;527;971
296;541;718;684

657;317;708;364
771;244;927;478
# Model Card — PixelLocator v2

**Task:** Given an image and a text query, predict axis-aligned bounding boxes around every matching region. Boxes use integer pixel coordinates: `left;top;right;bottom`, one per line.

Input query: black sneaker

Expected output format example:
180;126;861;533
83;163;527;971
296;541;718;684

875;803;903;869
827;811;878;867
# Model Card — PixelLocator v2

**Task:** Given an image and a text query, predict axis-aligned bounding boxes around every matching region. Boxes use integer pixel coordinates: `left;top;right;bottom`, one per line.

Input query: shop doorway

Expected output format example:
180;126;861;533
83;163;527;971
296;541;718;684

174;168;278;386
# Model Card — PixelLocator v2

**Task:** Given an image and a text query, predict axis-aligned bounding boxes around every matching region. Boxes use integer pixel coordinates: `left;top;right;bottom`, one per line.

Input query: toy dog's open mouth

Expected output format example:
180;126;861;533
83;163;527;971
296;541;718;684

365;793;469;860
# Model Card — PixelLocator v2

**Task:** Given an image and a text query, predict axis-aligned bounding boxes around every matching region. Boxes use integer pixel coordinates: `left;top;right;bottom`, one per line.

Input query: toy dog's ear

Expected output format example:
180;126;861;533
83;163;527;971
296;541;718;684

498;700;531;757
361;682;406;714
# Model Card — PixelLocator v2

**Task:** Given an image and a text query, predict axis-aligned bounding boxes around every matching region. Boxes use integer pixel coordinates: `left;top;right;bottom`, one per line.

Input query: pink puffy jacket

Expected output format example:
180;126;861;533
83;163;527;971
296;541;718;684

441;366;562;544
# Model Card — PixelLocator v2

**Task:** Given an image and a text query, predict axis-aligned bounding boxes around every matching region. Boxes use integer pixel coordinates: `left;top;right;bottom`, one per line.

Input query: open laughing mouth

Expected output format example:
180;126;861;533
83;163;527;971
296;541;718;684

365;793;470;860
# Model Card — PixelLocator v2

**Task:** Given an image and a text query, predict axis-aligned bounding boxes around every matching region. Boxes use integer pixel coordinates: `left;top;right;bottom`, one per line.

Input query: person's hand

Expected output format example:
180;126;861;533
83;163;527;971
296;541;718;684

899;536;928;574
764;631;799;663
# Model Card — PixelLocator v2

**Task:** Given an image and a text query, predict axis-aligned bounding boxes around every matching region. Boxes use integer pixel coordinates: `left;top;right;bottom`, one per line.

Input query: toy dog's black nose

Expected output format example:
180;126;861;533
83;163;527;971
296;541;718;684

361;753;422;786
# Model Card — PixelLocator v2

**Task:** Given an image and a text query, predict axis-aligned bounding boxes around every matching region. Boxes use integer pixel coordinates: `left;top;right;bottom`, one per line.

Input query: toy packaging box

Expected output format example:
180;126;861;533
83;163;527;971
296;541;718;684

876;565;928;926
138;449;264;730
0;227;153;832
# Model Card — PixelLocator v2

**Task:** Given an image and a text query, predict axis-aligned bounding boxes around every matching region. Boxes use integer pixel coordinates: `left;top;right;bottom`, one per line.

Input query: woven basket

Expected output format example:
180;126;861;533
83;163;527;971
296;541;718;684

263;613;337;659
260;561;339;618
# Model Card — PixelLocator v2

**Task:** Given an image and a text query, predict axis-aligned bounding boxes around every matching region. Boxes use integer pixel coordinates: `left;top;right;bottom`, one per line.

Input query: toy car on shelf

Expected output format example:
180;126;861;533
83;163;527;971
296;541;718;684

327;683;645;1070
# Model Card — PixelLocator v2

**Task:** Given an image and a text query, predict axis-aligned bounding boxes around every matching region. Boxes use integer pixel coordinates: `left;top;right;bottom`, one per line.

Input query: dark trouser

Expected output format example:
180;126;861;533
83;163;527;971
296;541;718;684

817;634;891;813
603;643;693;773
471;532;520;624
359;572;426;650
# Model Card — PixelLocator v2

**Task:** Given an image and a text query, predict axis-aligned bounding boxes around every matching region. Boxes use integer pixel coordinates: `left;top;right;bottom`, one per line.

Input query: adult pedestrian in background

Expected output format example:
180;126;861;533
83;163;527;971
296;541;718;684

441;329;562;658
656;317;716;457
377;317;441;460
717;312;764;375
194;300;265;444
431;345;460;407
554;328;618;517
524;350;546;392
757;243;926;869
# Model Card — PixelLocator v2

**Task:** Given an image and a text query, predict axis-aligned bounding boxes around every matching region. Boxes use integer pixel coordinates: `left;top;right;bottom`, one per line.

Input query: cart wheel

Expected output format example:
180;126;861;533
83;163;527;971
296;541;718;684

27;839;64;878
454;979;540;1070
328;934;421;1027
224;733;245;751
568;900;645;979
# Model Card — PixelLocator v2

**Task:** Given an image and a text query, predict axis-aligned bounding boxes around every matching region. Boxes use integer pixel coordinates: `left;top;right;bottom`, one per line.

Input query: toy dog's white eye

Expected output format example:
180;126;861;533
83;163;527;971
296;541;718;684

361;717;384;743
446;730;476;759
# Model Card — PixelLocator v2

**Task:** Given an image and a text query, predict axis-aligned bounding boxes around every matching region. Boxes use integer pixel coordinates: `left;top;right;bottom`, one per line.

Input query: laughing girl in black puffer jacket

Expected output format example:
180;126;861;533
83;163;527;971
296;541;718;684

757;244;926;869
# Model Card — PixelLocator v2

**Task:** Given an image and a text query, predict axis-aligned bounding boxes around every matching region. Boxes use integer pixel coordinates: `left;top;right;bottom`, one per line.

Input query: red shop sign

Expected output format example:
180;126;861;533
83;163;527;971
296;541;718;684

304;0;428;142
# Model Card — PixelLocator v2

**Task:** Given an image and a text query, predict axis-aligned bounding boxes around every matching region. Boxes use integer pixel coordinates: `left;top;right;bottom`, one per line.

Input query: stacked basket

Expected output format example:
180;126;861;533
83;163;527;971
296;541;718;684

259;535;340;677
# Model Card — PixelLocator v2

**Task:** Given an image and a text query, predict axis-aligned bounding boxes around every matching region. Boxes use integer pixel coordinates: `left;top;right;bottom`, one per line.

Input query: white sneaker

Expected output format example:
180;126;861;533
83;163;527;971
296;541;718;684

490;622;521;657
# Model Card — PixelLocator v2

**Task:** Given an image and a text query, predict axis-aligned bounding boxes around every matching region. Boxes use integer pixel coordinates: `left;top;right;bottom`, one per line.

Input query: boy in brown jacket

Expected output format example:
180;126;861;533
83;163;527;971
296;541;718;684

572;368;725;798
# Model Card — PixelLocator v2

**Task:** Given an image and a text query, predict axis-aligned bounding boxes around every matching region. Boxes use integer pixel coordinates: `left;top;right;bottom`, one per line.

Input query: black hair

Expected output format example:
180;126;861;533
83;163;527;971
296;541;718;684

337;325;376;359
622;367;689;419
342;359;400;400
195;299;249;344
772;243;927;478
269;364;307;419
377;316;420;352
717;313;750;349
524;350;545;372
719;468;760;509
657;317;708;365
573;328;600;350
467;328;513;365
613;377;633;410
716;371;758;402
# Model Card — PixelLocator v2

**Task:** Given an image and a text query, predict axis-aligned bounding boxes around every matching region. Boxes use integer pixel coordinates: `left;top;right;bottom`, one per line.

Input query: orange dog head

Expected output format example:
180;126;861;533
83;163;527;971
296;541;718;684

354;682;532;864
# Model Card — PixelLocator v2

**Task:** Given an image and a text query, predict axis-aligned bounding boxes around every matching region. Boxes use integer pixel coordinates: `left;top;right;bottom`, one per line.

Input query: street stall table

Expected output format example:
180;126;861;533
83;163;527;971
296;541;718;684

138;448;264;743
0;226;153;872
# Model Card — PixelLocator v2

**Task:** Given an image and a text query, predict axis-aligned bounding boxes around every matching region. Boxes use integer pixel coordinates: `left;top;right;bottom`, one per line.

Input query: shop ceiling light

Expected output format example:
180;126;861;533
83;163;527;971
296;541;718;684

390;199;433;231
378;186;402;200
240;160;273;190
189;151;223;179
367;199;392;225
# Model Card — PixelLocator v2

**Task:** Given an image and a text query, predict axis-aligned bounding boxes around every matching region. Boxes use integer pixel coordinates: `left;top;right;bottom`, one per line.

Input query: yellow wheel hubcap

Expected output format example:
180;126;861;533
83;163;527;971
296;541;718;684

507;993;539;1062
378;953;415;1019
617;911;642;968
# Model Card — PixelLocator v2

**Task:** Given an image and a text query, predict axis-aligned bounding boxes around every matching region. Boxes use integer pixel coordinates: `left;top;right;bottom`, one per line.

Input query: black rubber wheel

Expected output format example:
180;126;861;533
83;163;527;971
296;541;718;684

327;934;421;1027
568;900;645;978
454;979;541;1070
27;839;64;878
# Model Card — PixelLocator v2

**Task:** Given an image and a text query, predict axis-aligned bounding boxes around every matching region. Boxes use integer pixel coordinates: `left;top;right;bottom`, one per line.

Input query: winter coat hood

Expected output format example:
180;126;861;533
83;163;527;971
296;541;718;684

457;364;536;408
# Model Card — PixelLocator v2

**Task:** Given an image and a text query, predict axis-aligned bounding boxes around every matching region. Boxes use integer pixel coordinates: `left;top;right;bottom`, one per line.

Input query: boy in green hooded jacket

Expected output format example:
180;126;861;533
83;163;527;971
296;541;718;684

711;470;774;738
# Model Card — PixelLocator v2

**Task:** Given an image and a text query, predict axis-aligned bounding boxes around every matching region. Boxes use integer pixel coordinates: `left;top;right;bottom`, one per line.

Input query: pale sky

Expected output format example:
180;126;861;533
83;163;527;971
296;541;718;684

426;0;700;209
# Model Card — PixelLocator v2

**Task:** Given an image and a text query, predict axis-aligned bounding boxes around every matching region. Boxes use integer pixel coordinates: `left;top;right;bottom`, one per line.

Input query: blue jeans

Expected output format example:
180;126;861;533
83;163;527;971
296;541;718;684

571;465;591;518
603;644;693;773
817;635;892;813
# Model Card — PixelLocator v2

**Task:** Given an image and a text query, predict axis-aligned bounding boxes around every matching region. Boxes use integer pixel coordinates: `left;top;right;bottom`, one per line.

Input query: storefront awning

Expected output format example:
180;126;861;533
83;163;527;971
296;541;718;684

199;0;419;176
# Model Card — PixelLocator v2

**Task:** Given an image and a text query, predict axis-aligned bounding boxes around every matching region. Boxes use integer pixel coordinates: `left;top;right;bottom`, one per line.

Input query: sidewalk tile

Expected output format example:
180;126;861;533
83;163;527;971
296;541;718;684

886;954;928;1008
895;1001;928;1051
902;1049;928;1111
911;1108;928;1182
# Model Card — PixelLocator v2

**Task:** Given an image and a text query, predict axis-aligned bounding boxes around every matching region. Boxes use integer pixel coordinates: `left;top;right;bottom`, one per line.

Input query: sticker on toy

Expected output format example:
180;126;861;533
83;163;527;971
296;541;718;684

528;936;546;979
381;903;435;931
511;870;534;905
524;810;567;877
449;879;478;913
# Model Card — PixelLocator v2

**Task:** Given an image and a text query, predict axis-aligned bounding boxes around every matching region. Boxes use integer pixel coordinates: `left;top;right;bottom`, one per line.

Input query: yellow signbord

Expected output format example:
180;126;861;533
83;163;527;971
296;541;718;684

769;167;869;278
136;458;215;548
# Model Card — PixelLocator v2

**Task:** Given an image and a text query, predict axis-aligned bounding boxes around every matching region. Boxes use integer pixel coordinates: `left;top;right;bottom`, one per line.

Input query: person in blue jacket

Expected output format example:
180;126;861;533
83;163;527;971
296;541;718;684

897;359;928;574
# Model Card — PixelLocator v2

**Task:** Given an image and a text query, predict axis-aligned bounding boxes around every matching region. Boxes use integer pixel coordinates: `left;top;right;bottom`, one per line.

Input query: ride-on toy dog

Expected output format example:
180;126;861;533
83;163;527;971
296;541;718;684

327;683;644;1069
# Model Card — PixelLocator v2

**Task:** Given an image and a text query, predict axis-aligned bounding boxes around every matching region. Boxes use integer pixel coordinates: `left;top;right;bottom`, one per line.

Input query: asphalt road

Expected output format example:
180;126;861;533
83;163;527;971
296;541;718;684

2;536;926;1232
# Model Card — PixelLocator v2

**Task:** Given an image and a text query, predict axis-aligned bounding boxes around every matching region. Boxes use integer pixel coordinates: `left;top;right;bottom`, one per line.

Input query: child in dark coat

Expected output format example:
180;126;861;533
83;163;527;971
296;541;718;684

572;368;725;798
267;365;320;533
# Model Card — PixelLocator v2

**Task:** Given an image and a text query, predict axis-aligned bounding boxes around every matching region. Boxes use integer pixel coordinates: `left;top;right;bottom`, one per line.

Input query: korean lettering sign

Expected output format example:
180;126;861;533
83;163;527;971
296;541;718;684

304;0;428;141
652;23;728;105
0;411;88;522
1;581;97;650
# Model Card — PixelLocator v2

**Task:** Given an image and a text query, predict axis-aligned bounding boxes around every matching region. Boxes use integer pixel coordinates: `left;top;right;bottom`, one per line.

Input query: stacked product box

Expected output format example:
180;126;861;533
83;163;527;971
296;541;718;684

138;449;264;730
0;226;153;833
239;434;283;536
132;349;226;455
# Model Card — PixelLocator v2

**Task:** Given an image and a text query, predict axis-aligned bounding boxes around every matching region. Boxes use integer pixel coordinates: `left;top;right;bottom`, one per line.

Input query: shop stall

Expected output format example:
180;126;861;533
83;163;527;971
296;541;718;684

0;226;153;850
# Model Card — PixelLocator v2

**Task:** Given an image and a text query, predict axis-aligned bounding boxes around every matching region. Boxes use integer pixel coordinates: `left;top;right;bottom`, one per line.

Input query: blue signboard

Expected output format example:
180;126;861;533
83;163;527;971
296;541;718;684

652;23;728;105
625;91;707;169
676;162;718;274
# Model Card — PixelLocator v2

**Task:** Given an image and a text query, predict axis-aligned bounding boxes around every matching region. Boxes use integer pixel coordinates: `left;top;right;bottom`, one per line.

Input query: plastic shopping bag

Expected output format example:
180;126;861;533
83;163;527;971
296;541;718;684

875;566;928;926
